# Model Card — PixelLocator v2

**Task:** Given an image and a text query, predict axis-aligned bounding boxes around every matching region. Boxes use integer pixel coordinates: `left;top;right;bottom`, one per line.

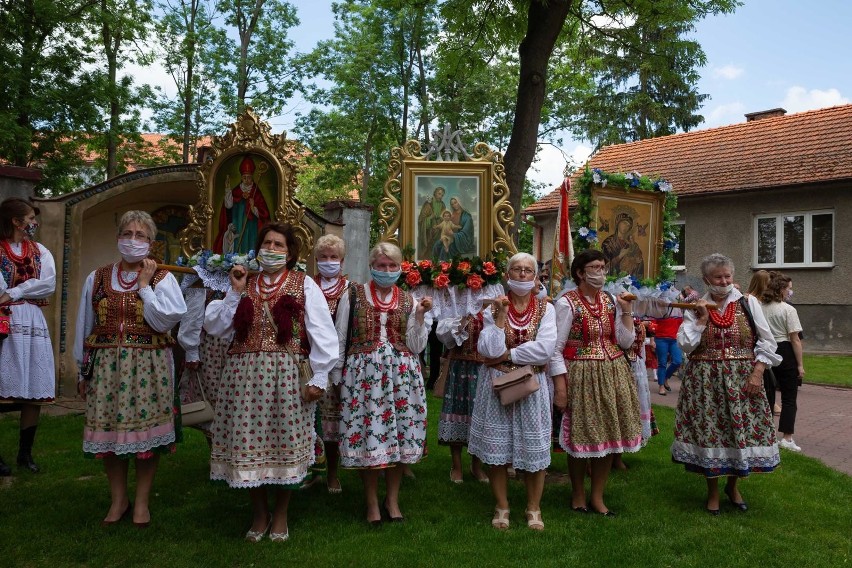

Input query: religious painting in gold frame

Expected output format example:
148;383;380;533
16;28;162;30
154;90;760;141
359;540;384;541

378;140;515;260
592;186;665;280
178;107;313;262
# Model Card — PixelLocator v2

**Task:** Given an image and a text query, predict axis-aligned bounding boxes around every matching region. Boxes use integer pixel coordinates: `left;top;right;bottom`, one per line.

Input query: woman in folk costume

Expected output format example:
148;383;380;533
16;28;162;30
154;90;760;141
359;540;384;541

0;198;56;476
313;234;350;494
673;253;780;515
204;223;337;542
467;253;557;531
334;242;431;526
75;210;186;527
551;249;642;517
435;305;491;485
176;272;231;443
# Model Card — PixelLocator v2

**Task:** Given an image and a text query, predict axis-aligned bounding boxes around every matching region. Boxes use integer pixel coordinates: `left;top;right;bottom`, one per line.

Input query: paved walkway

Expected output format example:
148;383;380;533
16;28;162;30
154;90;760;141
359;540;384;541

32;380;852;477
650;377;852;476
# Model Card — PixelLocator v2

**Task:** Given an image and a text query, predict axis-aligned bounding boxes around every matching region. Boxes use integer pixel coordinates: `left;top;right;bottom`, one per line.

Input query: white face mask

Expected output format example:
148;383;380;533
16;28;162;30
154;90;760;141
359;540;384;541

317;260;341;278
707;283;734;296
117;239;150;263
257;249;287;273
584;272;606;289
507;279;536;295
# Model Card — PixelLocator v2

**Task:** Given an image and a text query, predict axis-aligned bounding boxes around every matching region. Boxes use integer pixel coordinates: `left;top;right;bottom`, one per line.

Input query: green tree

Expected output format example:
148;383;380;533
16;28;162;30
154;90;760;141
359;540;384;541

207;0;299;117
149;0;221;162
0;0;103;195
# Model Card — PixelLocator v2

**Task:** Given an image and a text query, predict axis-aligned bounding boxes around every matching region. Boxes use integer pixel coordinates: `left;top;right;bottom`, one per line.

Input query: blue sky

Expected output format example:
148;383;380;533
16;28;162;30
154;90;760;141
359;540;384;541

282;0;852;190
137;0;852;189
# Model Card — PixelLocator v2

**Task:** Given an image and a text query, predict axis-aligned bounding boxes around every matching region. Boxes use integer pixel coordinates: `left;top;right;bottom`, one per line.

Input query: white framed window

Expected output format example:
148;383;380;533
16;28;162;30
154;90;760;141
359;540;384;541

753;210;834;268
671;221;685;271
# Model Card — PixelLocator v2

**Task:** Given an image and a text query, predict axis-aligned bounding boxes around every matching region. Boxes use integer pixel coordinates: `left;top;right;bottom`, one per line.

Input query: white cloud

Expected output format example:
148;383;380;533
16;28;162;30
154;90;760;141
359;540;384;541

780;86;849;113
712;64;744;80
704;101;746;127
528;143;593;192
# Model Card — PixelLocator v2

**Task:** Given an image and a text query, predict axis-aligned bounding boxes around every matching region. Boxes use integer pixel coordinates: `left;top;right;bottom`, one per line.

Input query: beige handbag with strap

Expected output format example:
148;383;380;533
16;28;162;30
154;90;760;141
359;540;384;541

180;368;215;426
491;364;538;405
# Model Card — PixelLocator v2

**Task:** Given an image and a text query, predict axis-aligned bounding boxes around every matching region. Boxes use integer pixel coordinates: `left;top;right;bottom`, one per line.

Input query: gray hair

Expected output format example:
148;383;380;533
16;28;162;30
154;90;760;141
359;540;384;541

369;242;402;266
700;253;735;277
314;234;345;257
117;210;157;240
507;252;538;276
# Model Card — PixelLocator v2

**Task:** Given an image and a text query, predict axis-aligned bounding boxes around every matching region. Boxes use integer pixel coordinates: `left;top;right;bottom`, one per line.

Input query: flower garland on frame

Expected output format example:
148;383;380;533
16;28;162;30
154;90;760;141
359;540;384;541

396;249;507;292
573;167;679;287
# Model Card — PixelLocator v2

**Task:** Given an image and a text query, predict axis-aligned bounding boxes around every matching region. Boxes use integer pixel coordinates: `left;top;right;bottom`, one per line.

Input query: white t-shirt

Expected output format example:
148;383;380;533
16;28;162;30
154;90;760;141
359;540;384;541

760;301;802;344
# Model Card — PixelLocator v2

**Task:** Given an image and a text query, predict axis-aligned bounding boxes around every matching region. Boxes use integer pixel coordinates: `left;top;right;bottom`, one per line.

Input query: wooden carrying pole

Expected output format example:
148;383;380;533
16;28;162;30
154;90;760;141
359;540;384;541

621;293;717;311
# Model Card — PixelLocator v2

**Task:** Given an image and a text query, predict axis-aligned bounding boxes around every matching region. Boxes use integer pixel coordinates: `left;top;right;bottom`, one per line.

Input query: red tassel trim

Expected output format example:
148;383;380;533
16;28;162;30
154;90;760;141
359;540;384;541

272;295;303;345
233;296;254;342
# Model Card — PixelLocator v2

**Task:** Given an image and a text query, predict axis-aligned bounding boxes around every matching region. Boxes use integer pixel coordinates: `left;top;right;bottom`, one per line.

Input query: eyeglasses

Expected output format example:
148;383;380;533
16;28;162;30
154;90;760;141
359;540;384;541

509;267;536;275
119;231;151;241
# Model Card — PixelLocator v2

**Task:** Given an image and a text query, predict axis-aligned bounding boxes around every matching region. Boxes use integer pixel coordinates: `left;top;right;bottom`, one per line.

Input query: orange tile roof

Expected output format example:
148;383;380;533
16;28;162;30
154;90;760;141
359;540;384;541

525;104;852;215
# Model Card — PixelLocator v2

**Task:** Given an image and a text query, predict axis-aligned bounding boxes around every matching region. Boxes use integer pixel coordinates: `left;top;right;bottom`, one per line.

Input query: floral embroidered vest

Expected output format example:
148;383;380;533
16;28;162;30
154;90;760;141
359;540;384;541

562;290;624;361
447;313;485;363
347;283;413;356
317;276;349;322
85;265;173;349
0;240;48;307
228;271;309;355
689;301;755;361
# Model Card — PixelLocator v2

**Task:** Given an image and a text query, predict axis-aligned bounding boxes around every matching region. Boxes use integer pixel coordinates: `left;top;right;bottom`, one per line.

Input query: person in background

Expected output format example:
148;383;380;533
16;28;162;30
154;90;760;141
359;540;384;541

653;306;684;396
313;234;350;493
0;198;56;475
204;223;338;542
75;210;186;527
334;242;431;526
673;253;780;515
757;272;805;452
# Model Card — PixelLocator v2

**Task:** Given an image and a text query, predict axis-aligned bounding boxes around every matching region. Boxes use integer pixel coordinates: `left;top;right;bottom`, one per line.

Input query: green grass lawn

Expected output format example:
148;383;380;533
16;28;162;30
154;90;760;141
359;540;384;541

803;354;852;387
1;397;850;568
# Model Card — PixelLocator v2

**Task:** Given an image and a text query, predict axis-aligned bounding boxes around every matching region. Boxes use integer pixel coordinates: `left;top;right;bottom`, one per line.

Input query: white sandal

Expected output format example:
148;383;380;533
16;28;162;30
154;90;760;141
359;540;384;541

269;529;289;543
492;508;510;530
525;510;544;531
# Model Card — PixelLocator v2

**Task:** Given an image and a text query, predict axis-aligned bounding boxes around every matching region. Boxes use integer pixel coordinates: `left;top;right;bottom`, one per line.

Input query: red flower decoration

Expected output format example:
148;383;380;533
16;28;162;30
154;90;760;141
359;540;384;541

418;260;432;270
458;261;471;274
466;273;484;291
433;273;450;289
482;262;497;276
440;261;451;273
405;270;422;286
401;261;415;273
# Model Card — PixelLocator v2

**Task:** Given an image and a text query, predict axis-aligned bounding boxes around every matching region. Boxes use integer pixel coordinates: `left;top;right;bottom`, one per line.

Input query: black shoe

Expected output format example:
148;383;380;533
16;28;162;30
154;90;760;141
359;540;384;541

589;505;616;517
17;453;39;473
0;455;11;477
571;505;589;513
382;501;404;523
724;485;748;512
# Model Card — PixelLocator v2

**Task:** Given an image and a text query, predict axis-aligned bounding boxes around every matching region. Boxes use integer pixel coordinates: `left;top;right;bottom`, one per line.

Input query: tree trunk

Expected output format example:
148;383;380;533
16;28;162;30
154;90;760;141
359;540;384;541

182;0;198;163
102;0;120;179
237;0;264;110
503;0;571;241
13;0;38;167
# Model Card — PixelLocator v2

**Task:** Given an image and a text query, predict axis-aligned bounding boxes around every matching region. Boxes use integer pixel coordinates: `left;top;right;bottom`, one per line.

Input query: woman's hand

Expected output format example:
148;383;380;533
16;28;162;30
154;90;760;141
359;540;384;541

797;365;805;379
745;363;765;397
0;292;11;305
77;380;87;400
137;258;157;289
416;296;433;316
230;265;247;294
303;385;323;402
552;373;568;411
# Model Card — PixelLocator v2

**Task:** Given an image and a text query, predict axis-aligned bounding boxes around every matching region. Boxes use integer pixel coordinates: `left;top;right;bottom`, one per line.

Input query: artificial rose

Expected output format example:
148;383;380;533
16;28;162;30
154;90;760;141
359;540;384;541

440;261;451;273
418;260;433;270
401;261;415;273
466;273;484;291
433;273;450;289
482;261;497;276
405;270;422;286
458;261;471;274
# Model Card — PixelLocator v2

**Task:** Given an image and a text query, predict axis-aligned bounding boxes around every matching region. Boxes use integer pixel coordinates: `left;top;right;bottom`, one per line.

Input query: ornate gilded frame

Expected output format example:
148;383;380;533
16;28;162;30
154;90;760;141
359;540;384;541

378;139;515;259
592;186;665;280
178;107;313;261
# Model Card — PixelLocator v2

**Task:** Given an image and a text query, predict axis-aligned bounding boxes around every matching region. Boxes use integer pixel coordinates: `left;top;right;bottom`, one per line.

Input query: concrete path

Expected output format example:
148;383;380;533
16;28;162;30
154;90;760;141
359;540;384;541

650;377;852;476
